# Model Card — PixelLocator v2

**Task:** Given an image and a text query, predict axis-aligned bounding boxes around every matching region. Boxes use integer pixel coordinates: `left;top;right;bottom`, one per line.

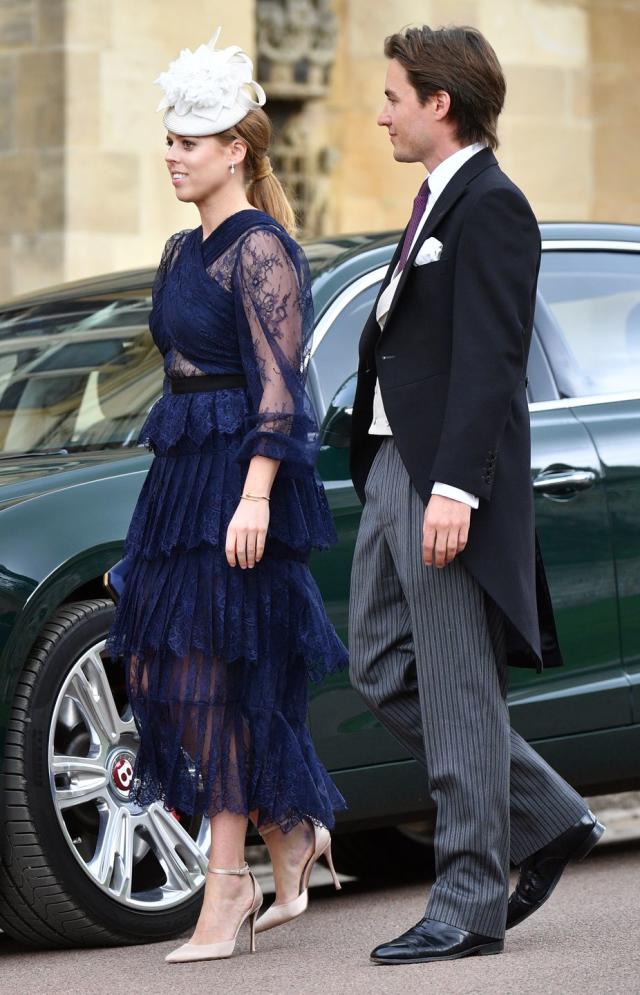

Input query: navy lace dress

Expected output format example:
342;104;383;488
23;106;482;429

106;209;348;831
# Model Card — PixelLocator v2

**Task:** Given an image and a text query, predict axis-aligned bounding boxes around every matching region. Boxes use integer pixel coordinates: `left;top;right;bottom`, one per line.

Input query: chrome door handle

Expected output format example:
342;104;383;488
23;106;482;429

533;468;597;495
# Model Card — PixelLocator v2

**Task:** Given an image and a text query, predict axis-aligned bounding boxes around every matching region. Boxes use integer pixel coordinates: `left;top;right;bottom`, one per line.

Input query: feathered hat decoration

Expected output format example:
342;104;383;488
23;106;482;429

155;26;266;136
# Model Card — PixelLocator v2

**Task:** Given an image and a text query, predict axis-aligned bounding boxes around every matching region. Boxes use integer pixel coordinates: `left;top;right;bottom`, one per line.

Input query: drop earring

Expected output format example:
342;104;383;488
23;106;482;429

230;162;235;175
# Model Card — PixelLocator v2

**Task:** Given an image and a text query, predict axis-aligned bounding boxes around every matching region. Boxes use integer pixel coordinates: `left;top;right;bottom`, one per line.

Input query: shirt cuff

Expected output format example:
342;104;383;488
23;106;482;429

432;481;480;509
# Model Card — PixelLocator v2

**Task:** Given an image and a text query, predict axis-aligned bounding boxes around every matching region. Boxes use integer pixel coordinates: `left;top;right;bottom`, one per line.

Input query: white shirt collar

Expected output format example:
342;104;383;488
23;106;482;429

426;142;486;202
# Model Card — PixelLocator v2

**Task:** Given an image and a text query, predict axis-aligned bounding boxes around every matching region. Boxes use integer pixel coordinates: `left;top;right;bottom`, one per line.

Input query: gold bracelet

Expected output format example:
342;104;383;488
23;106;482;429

241;493;270;502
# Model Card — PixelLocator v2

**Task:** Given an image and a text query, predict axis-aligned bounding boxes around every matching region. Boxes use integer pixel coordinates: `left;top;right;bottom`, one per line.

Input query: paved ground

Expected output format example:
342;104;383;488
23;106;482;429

2;824;639;995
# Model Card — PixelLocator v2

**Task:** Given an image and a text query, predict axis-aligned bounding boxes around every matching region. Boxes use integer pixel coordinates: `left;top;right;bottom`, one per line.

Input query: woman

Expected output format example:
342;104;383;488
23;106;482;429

105;28;348;964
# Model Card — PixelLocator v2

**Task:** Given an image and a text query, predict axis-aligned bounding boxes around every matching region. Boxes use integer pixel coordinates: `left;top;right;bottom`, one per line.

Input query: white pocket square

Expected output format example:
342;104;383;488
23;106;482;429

414;237;443;266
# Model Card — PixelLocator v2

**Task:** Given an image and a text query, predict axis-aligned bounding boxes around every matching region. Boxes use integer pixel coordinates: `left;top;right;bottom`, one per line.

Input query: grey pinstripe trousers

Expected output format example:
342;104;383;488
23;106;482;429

349;439;588;939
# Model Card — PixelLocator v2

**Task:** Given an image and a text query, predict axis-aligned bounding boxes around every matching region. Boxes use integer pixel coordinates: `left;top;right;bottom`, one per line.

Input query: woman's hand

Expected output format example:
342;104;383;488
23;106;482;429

225;497;270;569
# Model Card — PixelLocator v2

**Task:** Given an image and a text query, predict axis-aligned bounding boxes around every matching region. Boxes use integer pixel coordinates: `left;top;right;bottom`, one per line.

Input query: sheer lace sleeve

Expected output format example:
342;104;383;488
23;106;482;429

149;229;189;351
233;226;319;470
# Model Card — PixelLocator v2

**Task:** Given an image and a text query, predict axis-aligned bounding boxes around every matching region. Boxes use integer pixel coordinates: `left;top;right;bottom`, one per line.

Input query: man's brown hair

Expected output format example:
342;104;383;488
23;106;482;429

384;25;506;149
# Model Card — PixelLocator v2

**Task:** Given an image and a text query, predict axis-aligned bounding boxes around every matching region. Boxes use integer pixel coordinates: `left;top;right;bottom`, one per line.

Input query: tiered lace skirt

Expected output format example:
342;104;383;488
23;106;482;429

106;387;348;829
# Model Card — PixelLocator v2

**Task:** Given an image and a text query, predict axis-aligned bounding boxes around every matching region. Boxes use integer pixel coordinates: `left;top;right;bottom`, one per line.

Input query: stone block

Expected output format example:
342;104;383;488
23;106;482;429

0;154;38;235
480;0;588;68
36;148;65;232
64;232;116;281
101;48;165;148
568;67;592;120
344;57;392;113
500;119;592;219
331;108;389;155
111;231;164;274
103;0;252;146
65;0;113;48
504;64;568;120
346;1;437;59
591;65;640;126
591;5;640;66
10;232;65;296
593;119;640;222
36;0;64;46
336;192;387;234
15;50;65;150
339;144;407;202
591;190;640;225
65;50;101;147
0;1;36;49
112;1;254;58
66;151;140;233
430;0;479;29
331;144;423;231
0;55;16;152
0;235;12;301
534;198;590;223
326;0;347;100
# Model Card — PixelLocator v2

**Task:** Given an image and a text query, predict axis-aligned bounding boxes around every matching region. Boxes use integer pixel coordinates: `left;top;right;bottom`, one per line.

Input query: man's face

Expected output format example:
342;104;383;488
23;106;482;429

377;58;435;164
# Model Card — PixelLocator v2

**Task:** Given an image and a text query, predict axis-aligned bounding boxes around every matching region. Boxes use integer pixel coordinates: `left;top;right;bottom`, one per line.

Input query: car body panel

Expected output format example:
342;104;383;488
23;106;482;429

509;406;630;738
0;454;148;741
572;398;640;722
0;223;639;806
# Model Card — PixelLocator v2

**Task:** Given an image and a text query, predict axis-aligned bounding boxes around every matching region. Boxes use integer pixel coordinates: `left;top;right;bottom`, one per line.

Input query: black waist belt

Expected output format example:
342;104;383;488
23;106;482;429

169;373;247;394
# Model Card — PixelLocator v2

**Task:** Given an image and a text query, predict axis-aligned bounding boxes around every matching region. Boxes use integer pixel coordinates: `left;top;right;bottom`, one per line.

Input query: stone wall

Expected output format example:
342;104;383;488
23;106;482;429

64;1;254;287
324;0;613;234
1;0;639;299
590;0;640;222
0;0;254;299
0;0;65;300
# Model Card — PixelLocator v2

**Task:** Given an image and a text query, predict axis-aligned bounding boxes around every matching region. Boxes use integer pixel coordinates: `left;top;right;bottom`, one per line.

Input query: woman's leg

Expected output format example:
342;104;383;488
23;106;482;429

189;810;254;945
251;811;316;904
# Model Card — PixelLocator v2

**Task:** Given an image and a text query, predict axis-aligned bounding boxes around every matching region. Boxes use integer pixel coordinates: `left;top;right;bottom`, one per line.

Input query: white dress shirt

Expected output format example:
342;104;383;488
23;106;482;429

369;142;486;509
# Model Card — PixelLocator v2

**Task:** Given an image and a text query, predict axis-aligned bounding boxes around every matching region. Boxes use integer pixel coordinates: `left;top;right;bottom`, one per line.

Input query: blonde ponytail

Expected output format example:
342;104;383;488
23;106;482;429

248;156;296;235
218;109;297;235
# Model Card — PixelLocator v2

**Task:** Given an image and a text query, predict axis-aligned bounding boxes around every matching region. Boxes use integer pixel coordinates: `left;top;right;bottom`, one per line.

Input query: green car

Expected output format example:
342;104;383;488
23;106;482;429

0;223;638;948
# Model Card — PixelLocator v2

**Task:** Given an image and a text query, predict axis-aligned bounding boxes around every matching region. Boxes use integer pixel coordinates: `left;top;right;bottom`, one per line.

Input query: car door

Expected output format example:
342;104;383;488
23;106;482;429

306;266;403;772
506;245;636;742
308;245;636;772
534;243;640;727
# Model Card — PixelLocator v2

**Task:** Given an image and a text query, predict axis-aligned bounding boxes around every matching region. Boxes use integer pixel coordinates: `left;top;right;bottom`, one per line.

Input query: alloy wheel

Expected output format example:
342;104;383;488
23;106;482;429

48;639;210;910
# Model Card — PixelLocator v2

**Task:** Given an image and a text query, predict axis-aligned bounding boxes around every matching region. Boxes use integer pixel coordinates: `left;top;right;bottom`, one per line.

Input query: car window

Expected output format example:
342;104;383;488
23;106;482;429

312;280;379;412
538;250;640;397
0;290;161;455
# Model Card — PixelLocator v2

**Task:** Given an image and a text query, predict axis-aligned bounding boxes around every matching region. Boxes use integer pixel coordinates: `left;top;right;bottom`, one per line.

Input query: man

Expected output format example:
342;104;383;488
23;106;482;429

348;25;604;965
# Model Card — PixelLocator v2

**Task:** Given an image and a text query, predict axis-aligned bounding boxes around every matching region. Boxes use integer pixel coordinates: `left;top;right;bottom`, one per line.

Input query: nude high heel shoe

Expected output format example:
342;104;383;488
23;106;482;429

165;862;263;963
255;821;341;934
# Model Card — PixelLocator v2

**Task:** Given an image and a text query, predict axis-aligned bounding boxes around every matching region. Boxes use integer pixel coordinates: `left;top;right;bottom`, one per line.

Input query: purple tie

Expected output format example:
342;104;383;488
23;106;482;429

398;177;430;271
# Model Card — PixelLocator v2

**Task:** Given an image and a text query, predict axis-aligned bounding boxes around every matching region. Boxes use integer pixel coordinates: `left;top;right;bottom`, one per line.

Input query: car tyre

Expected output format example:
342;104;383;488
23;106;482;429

330;825;436;882
0;599;204;949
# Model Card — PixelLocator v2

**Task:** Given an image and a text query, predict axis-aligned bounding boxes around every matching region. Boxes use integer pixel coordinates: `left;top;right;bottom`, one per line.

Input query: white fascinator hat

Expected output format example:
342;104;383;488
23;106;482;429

155;26;266;137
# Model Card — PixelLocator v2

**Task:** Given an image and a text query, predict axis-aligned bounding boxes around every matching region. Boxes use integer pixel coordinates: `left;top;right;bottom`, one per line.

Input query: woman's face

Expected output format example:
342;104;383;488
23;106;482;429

164;131;240;203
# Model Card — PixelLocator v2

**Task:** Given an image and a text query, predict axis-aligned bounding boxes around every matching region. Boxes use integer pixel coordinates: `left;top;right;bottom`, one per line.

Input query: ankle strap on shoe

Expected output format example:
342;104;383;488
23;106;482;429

258;824;279;839
207;861;251;876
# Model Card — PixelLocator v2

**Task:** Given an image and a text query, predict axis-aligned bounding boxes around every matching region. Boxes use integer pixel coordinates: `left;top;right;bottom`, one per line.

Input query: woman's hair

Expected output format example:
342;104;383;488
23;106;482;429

384;25;506;150
218;108;297;234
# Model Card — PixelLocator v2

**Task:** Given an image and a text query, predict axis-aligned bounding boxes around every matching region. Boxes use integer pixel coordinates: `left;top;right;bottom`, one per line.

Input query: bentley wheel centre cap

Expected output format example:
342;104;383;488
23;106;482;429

110;750;136;799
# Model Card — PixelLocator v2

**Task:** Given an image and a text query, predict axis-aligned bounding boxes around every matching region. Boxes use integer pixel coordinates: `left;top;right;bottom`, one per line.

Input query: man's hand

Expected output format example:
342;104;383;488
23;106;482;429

423;494;471;568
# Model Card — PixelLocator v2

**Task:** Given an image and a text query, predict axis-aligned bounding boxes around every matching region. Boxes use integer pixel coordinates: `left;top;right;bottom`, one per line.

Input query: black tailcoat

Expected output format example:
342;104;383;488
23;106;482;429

350;148;562;672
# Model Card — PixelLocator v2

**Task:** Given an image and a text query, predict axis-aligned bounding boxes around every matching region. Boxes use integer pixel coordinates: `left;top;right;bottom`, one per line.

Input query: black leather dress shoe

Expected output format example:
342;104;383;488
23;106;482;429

507;810;605;930
370;917;504;965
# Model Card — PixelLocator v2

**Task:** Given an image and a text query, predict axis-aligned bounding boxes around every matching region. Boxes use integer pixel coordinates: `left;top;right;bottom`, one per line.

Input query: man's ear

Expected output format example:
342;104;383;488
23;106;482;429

431;90;452;121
